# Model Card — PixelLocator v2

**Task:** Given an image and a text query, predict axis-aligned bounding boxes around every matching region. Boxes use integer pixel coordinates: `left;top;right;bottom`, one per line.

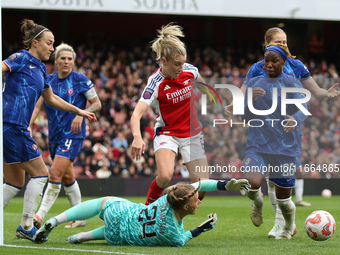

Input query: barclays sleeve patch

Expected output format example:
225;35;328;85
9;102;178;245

142;88;154;100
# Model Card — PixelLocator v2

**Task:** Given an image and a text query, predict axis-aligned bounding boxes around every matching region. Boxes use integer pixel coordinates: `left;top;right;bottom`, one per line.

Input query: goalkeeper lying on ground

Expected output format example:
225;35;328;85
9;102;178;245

34;179;250;246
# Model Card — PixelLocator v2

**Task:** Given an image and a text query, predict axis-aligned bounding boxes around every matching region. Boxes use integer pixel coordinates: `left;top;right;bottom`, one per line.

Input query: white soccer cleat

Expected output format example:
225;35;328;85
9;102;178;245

251;199;263;227
295;200;311;207
34;217;58;244
268;222;283;238
64;220;86;228
276;224;297;240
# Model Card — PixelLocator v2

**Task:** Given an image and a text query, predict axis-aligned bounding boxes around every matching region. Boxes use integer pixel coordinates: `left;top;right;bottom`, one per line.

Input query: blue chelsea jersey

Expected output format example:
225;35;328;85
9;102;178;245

243;73;308;157
2;49;50;127
45;71;94;143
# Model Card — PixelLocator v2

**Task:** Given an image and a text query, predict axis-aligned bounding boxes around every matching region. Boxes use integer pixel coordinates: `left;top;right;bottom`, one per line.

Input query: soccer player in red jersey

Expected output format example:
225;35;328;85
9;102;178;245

131;23;210;205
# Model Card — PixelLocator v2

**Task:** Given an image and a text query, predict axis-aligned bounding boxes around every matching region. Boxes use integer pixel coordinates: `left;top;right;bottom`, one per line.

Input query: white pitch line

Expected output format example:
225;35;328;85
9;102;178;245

3;244;148;255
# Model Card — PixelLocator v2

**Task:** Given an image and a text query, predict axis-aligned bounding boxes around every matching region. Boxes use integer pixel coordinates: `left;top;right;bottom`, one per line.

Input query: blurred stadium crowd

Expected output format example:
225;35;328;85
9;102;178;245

4;38;340;180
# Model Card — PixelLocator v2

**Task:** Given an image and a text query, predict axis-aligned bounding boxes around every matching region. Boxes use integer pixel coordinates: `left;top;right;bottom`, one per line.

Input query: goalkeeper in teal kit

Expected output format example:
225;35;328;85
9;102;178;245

34;179;250;246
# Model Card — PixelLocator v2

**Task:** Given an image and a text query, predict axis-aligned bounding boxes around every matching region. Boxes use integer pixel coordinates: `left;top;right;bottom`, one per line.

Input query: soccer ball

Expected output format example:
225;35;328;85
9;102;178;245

305;210;336;241
321;189;332;198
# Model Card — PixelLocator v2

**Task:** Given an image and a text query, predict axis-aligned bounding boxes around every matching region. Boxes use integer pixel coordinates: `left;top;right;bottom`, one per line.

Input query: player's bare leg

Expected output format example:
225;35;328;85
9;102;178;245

186;158;209;200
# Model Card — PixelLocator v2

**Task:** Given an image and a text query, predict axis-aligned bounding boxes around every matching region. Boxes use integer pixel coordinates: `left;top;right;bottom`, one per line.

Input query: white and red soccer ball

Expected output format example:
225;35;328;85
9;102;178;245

305;210;336;241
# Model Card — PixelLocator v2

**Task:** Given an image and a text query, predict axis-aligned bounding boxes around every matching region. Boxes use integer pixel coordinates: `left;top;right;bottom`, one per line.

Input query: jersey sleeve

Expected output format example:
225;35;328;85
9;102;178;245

294;59;312;81
191;180;219;191
183;63;199;81
3;52;25;73
78;73;97;100
41;65;50;90
182;231;194;244
139;78;159;105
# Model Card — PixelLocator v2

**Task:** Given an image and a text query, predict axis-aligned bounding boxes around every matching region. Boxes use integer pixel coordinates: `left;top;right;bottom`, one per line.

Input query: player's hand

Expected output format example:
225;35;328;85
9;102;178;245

252;87;266;102
224;103;233;117
284;115;296;133
71;116;84;134
190;213;217;237
326;83;340;98
27;126;33;137
78;110;97;122
131;136;145;161
225;178;251;195
198;213;217;232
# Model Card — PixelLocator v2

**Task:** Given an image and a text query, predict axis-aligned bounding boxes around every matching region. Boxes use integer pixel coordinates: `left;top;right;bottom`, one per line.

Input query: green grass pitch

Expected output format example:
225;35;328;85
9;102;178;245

1;195;339;255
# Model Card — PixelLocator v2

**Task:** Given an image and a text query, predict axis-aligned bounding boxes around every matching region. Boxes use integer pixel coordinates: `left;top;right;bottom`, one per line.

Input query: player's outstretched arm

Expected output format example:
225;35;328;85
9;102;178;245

191;179;250;195
190;213;217;237
42;87;96;122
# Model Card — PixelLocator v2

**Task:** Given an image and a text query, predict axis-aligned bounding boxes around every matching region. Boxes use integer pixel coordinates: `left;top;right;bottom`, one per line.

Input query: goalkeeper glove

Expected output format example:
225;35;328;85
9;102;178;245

190;213;217;237
217;178;251;195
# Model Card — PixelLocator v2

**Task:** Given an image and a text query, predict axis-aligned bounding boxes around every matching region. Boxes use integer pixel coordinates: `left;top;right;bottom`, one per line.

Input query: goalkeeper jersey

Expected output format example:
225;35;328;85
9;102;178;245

101;195;192;247
100;180;221;246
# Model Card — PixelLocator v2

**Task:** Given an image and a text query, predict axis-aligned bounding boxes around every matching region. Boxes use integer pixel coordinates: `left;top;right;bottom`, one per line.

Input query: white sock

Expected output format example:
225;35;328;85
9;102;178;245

295;179;304;202
64;180;82;207
54;212;68;224
21;176;48;230
267;178;277;213
277;197;296;231
267;179;285;226
77;231;94;242
36;181;61;221
3;183;22;209
247;188;263;205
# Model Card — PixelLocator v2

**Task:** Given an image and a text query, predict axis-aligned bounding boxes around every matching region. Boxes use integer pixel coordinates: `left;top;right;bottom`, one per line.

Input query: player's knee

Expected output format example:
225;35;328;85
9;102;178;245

248;179;262;189
157;172;172;186
49;167;65;182
62;175;74;185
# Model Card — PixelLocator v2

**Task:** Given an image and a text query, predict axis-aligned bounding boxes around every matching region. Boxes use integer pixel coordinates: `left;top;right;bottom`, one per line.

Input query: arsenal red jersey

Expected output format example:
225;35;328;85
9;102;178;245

140;63;202;138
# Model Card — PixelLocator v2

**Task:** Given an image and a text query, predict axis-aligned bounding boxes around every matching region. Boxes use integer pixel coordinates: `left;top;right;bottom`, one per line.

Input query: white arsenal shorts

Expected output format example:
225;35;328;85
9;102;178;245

154;132;206;164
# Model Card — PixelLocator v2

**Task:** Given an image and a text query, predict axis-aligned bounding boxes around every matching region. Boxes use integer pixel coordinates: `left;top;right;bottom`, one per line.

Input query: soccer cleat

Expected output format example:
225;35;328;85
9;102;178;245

295;200;311;207
276;224;297;239
33;214;42;229
34;217;58;244
64;220;86;228
268;222;283;238
66;234;81;244
251;200;263;227
16;225;39;242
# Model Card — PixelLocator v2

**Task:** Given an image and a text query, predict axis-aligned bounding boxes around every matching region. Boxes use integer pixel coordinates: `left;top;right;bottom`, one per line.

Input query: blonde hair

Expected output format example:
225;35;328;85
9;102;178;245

151;23;186;65
266;42;296;59
20;19;51;49
166;181;201;211
54;43;76;60
264;27;285;44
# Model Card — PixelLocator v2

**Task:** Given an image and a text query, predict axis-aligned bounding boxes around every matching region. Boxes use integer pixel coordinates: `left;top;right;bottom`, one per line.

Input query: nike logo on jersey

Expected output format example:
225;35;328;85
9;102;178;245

183;79;191;85
61;149;70;152
29;65;36;69
164;85;171;90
